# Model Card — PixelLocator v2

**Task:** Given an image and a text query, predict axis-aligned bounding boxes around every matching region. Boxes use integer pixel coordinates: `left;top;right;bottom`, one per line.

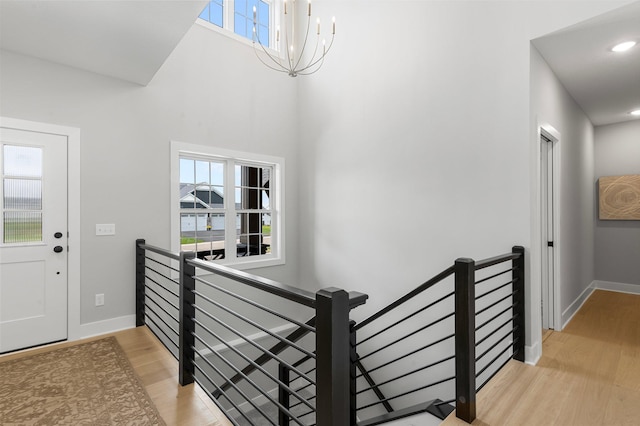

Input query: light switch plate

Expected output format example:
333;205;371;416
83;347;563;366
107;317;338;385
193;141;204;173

96;224;115;236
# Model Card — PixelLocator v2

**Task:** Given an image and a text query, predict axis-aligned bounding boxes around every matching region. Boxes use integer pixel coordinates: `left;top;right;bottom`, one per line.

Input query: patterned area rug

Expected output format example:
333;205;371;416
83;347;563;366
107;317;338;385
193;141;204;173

0;337;166;425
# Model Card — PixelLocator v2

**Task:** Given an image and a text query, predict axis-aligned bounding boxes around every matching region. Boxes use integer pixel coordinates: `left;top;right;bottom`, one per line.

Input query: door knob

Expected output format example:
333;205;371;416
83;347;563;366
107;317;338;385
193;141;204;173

53;246;64;253
54;232;63;239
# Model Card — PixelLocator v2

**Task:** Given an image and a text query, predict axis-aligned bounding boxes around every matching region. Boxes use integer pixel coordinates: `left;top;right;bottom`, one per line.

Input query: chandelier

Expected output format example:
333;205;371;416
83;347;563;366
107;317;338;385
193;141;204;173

252;0;335;77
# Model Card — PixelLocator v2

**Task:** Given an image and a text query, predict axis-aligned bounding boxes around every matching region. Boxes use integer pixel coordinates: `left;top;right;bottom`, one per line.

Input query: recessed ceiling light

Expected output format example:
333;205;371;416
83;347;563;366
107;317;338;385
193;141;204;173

630;109;640;116
612;41;636;52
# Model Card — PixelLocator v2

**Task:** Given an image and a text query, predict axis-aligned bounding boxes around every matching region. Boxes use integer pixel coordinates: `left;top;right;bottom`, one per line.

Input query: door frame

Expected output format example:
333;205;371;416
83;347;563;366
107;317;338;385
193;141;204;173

0;117;81;341
539;124;561;331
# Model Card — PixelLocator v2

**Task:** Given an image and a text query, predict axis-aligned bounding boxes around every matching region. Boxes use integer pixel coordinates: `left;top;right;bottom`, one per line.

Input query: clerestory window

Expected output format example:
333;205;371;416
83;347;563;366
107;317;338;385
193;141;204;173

198;0;272;47
171;142;284;269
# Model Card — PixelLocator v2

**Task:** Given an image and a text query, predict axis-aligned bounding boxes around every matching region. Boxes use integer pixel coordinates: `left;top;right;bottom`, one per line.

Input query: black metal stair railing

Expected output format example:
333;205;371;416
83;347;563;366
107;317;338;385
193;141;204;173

353;265;458;425
352;246;526;425
135;240;181;359
136;239;524;425
136;239;368;426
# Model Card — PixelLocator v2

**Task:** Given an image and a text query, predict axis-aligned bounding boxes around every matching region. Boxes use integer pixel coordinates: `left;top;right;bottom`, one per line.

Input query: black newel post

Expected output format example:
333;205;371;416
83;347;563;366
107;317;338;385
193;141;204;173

179;251;196;386
349;320;358;426
316;287;351;426
455;257;476;423
512;246;526;362
136;239;146;327
278;364;291;426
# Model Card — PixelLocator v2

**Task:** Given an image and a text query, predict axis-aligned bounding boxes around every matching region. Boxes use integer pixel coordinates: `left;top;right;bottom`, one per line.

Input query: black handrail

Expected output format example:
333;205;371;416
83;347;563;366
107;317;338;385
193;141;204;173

188;257;317;308
474;252;520;270
354;265;455;331
138;241;180;260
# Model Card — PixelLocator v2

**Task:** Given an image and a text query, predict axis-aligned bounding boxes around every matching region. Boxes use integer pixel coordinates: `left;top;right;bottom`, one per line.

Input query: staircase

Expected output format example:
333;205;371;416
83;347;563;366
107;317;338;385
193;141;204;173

135;239;525;425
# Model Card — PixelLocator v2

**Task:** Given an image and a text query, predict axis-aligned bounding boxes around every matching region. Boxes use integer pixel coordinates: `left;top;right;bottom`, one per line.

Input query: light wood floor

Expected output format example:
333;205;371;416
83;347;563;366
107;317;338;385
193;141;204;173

1;326;232;426
443;289;640;425
4;289;639;425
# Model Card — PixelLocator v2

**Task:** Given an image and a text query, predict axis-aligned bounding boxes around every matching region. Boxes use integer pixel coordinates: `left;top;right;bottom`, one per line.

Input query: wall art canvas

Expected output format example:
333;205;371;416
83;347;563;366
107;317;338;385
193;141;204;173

599;174;640;220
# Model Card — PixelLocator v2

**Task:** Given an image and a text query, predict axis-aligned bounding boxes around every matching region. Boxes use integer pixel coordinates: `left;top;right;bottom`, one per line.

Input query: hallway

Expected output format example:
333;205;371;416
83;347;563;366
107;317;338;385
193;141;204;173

443;289;640;425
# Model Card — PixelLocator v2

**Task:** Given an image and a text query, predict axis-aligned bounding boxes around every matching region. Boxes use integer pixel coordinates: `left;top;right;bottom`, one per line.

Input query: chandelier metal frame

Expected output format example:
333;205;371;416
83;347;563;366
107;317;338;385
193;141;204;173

252;0;335;77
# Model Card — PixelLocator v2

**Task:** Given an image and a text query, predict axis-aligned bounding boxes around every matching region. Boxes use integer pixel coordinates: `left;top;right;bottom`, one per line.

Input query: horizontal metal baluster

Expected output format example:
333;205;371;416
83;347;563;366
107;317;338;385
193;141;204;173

192;305;316;386
193;276;316;333
475;338;518;378
476;315;515;347
358;312;455;362
475;303;516;332
475;341;519;393
192;362;249;426
144;303;178;336
357;376;456;411
354;266;455;332
144;314;179;353
356;333;455;378
476;291;516;316
476;280;514;300
145;255;180;273
193;318;316;412
476;327;516;362
144;282;179;311
193;289;315;359
145;274;179;298
357;355;455;394
145;294;179;324
357;291;454;347
192;346;278;426
474;267;514;285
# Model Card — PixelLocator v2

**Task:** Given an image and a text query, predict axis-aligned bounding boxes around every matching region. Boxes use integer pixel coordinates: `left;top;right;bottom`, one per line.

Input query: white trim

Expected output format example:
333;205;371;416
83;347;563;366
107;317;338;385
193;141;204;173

171;141;285;270
0;117;82;342
561;285;594;329
78;315;136;340
525;342;541;366
533;120;562;332
592;280;640;295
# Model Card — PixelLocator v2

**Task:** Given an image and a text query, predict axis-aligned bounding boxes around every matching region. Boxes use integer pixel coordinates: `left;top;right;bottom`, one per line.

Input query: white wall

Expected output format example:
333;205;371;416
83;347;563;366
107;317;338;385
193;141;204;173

594;119;640;288
296;1;627;361
0;24;299;329
530;47;595;332
0;0;631;354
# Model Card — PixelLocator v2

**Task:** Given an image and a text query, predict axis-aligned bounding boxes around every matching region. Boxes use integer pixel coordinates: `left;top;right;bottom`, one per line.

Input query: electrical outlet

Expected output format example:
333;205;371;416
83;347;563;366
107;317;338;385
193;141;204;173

95;293;104;306
96;224;115;236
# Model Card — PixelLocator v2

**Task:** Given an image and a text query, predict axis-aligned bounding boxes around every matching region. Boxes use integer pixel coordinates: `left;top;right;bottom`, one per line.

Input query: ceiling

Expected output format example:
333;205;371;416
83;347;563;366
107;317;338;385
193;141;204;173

0;1;638;125
0;0;208;85
532;1;640;126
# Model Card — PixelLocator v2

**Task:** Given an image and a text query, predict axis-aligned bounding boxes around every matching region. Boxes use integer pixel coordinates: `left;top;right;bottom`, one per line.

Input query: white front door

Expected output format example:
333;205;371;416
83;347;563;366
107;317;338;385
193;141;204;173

0;127;68;353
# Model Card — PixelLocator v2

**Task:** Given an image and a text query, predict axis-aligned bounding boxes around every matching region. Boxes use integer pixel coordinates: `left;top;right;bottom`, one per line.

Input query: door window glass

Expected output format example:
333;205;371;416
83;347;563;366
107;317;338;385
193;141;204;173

2;145;43;243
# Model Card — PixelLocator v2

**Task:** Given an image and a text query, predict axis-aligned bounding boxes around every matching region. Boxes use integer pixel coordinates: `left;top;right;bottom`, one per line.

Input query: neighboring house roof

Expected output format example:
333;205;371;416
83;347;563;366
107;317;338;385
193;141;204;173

179;183;224;209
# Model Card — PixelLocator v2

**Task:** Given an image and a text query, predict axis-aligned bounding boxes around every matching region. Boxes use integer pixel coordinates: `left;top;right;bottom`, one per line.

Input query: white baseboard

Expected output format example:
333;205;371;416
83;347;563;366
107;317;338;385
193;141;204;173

525;342;541;366
561;285;594;329
592;280;640;295
78;314;136;340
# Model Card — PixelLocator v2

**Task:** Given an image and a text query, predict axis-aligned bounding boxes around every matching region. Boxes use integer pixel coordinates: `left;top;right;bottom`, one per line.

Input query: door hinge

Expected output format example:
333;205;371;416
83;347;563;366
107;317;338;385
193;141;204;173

547;241;554;247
